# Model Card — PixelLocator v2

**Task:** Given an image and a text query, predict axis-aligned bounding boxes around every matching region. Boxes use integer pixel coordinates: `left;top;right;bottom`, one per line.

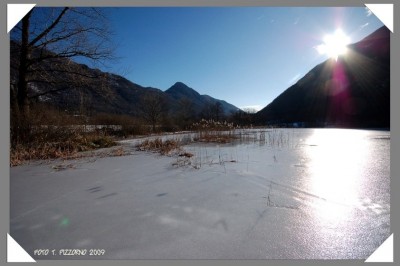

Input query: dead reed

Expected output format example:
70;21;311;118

136;138;182;155
10;132;116;166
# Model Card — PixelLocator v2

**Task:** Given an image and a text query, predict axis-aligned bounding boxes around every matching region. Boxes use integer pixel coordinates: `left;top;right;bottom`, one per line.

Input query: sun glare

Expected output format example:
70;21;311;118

316;29;351;61
305;129;369;208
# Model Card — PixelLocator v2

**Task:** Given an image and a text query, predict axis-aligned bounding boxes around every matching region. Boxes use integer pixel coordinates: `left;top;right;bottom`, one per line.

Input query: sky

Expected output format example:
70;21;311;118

102;7;384;111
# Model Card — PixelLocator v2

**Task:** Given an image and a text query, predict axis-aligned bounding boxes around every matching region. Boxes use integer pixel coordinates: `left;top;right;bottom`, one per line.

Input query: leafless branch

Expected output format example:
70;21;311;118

29;7;69;47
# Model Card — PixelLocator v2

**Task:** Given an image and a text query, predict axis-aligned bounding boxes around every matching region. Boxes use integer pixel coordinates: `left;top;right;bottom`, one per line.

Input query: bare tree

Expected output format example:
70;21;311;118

139;91;167;132
212;102;223;121
10;7;115;142
177;97;194;129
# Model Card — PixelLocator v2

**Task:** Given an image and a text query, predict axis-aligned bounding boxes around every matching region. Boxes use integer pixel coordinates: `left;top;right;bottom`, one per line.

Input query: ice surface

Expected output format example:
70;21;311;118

10;128;390;259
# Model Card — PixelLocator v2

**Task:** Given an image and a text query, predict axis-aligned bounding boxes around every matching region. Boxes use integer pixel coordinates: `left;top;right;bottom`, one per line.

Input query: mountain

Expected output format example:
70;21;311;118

10;41;240;119
257;26;390;128
165;82;240;115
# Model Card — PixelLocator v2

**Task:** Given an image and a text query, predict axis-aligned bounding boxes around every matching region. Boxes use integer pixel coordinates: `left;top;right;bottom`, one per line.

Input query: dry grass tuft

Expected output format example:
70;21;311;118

137;138;181;155
194;131;237;143
179;152;194;158
10;133;116;167
111;147;126;157
52;163;76;171
191;119;239;144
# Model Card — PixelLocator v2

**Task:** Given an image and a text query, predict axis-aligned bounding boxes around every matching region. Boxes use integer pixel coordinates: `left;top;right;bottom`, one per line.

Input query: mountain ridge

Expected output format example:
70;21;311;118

10;41;240;119
165;82;239;116
256;26;390;128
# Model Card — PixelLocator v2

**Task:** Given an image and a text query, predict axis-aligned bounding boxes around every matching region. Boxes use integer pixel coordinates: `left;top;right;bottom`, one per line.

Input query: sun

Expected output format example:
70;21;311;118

316;29;351;61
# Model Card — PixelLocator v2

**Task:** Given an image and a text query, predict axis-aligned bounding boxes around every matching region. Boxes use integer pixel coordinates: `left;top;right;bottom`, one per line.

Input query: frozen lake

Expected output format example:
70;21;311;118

10;128;390;259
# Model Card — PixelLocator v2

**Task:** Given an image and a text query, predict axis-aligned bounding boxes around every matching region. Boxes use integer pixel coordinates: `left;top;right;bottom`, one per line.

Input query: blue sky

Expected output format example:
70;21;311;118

104;7;384;111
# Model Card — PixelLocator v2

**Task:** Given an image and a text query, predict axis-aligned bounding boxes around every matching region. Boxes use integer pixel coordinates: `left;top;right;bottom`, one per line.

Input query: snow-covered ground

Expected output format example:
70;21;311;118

10;128;390;259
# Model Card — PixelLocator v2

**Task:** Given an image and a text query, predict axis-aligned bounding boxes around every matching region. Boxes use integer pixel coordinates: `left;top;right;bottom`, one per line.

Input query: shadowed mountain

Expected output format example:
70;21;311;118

10;41;239;118
256;26;390;128
165;82;240;116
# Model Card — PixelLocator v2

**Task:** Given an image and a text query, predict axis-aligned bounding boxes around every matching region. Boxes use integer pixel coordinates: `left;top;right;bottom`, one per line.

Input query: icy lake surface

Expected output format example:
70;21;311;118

10;128;390;259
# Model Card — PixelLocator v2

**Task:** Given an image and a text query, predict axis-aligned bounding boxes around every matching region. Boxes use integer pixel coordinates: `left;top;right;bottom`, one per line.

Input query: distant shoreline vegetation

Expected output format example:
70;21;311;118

10;107;388;167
